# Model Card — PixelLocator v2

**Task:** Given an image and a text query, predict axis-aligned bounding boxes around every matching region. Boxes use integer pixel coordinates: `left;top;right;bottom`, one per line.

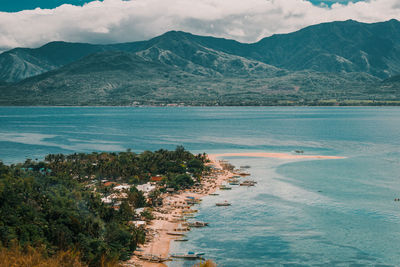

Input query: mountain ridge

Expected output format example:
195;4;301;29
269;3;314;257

0;19;400;105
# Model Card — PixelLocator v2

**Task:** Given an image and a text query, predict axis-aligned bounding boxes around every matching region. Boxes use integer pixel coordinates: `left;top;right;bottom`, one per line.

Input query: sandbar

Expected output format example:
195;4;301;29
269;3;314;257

211;152;345;160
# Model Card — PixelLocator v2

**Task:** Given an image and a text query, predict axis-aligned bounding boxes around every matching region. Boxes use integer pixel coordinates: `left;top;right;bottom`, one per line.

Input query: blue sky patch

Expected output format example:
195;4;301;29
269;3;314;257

0;0;365;12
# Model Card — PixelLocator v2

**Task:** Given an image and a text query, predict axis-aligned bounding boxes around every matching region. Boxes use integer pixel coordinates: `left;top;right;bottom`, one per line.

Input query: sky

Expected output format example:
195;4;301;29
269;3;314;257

0;0;399;52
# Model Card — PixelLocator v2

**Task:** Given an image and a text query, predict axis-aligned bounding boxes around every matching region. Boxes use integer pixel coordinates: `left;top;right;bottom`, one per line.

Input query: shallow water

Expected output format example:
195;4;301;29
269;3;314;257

1;106;399;266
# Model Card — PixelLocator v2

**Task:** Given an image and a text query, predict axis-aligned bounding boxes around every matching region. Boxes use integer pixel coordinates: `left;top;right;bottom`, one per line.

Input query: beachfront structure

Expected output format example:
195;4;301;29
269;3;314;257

114;184;131;191
129;220;146;228
150;176;164;182
101;192;128;203
137;182;156;196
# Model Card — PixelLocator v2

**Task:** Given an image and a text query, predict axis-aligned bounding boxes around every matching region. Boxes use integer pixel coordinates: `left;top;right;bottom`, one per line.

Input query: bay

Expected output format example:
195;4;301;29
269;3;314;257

1;106;400;266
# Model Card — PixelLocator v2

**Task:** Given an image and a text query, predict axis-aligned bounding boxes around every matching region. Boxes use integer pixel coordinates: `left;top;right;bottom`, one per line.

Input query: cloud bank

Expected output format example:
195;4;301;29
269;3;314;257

0;0;399;51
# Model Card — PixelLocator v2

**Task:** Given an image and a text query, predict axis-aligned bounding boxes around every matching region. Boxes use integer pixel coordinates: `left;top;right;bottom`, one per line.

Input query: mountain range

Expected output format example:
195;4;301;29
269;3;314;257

1;19;400;105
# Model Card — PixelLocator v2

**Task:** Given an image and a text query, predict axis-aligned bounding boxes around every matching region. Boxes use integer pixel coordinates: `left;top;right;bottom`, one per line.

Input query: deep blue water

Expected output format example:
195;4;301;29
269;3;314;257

1;107;400;266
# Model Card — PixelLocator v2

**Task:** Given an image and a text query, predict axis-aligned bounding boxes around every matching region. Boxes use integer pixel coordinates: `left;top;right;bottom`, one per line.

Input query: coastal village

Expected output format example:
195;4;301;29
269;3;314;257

0;149;348;267
81;154;256;266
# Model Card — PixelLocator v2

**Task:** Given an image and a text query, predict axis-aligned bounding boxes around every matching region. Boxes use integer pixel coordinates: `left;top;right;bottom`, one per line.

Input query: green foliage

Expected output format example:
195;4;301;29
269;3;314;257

166;173;194;190
127;187;146;209
140;210;154;222
0;148;207;266
40;147;205;184
0;162;144;266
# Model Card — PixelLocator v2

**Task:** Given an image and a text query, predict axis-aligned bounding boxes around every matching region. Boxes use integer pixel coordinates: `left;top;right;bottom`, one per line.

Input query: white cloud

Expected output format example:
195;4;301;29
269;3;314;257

0;0;399;51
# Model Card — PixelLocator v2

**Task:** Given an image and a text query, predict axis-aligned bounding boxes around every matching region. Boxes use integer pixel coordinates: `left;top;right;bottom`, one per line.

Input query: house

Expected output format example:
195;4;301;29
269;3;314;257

103;181;119;187
166;188;175;193
150;176;164;182
114;184;131;191
136;182;156;196
134;207;145;214
101;192;128;203
129;220;146;227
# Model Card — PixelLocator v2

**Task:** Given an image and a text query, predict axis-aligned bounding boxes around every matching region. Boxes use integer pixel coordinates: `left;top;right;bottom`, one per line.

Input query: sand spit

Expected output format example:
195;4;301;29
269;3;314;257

211;152;345;160
127;152;344;266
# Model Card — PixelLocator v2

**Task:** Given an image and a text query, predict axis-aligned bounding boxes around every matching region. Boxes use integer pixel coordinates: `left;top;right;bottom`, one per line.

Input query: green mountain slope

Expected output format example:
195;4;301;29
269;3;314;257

0;41;148;83
0;50;386;106
2;19;400;83
249;19;400;78
0;19;400;105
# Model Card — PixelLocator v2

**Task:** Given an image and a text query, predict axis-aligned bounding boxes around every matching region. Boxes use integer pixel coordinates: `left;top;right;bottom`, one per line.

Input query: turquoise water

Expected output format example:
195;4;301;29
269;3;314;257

1;107;400;266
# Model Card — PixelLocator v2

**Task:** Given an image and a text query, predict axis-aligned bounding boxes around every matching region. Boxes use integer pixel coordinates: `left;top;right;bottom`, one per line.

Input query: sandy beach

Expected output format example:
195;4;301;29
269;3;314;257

127;151;343;267
128;155;234;267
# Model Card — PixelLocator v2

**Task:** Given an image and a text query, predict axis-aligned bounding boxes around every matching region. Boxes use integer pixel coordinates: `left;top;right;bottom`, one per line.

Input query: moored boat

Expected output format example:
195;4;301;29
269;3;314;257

174;238;189;242
240;180;256;186
219;185;232;190
167;231;186;236
216;201;231;206
138;254;171;262
188;221;209;227
170;251;205;259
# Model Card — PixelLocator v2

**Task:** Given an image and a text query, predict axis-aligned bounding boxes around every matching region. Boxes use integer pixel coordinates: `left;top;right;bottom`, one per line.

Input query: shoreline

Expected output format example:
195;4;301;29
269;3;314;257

127;152;343;267
128;154;234;267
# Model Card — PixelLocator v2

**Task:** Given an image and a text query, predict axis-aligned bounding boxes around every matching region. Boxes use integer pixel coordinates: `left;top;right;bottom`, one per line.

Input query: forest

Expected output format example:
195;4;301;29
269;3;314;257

0;146;207;266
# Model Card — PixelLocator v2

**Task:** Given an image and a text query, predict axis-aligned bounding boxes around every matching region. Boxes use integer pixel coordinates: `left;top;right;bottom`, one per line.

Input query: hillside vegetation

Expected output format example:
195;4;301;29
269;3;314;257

0;147;207;266
0;20;399;105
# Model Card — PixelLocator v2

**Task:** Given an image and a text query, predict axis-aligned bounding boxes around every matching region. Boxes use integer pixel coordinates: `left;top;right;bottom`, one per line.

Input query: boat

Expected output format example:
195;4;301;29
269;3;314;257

219;185;232;190
174;224;189;231
216;201;231;206
170;251;205;259
295;150;304;154
229;182;239;185
167;232;186;236
209;193;219;196
138;254;171;262
240;180;257;186
188;221;209;227
238;172;251;176
240;165;251;169
174;238;189;242
182;209;198;214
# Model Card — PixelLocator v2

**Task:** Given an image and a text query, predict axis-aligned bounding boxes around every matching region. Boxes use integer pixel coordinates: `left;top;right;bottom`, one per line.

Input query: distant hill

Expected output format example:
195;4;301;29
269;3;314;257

0;19;399;105
250;19;400;79
0;51;382;106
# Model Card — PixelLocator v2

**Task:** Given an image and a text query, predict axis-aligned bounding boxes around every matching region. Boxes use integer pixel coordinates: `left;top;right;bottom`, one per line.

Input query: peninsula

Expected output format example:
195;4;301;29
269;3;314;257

0;148;345;266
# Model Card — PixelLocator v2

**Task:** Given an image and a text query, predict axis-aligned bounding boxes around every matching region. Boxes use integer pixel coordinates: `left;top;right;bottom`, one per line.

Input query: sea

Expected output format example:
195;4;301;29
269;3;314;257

1;106;400;266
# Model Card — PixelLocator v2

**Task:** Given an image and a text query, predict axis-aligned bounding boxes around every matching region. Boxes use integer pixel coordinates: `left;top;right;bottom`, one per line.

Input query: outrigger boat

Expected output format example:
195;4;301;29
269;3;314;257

219;185;232;190
170;251;205;259
240;180;257;186
182;209;198;214
167;232;186;236
188;221;209;227
216;201;231;206
174;238;189;242
138;254;171;263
